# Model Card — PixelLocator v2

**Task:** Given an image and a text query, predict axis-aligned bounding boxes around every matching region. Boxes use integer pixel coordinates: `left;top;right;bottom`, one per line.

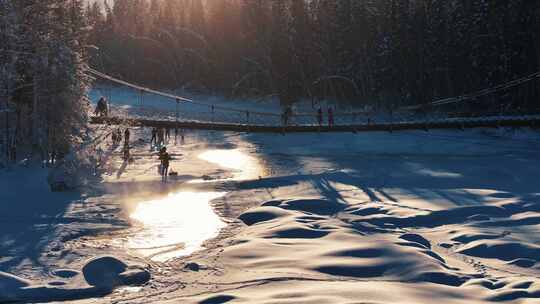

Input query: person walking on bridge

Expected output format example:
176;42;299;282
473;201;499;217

95;96;108;117
328;107;335;127
317;107;323;126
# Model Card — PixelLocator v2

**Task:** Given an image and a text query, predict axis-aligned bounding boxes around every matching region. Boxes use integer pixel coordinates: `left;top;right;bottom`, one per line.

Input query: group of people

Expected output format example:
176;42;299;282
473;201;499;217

149;127;185;182
109;125;175;182
282;107;336;127
150;127;185;147
111;128;131;161
317;107;335;127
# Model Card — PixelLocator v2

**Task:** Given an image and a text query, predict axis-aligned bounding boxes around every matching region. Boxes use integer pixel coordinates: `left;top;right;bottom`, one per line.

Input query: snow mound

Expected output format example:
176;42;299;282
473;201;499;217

82;256;128;288
52;269;81;278
457;240;540;262
508;259;536;268
277;198;347;215
0;257;150;303
399;233;431;249
199;294;236;304
312;239;459;284
0;271;32;292
451;233;502;243
238;206;293;226
229;204;473;288
83;256;150;290
347;205;389;216
265;225;331;239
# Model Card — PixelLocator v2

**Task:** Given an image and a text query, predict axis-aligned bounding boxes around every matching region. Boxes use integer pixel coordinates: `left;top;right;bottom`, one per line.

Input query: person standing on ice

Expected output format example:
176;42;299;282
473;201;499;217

150;127;157;146
124;128;130;147
180;129;185;145
317;107;323;126
159;147;172;181
123;143;130;161
328;107;335;127
157;128;165;146
114;128;122;145
282;107;292;126
165;127;171;143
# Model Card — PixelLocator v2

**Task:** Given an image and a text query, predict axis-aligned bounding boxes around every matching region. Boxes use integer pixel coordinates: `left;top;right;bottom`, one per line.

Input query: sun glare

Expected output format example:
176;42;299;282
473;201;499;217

127;191;226;262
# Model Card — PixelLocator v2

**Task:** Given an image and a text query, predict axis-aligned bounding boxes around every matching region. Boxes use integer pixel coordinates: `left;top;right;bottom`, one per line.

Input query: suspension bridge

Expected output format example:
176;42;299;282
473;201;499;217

87;68;540;133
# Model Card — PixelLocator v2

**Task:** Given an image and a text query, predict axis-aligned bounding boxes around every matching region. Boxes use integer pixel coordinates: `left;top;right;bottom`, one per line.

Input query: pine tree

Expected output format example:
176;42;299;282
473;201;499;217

0;0;22;160
290;0;314;97
81;0;540;111
3;0;91;158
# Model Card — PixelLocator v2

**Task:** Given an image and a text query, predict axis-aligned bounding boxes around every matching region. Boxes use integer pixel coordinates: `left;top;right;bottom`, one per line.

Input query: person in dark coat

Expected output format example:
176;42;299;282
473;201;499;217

328;108;335;127
124;128;130;147
95;97;108;117
165;127;171;142
151;127;157;145
111;130;117;144
116;128;123;145
180;129;185;145
123;144;130;161
317;107;323;126
159;147;172;182
157;128;164;146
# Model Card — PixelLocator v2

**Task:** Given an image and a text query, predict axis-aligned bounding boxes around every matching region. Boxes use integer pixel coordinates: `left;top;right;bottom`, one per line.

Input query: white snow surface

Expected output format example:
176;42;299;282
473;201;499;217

1;89;540;303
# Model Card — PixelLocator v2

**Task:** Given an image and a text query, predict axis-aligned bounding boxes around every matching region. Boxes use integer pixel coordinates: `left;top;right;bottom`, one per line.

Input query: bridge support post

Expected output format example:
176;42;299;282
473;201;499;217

139;89;144;108
389;109;394;133
246;111;250;133
175;99;180;123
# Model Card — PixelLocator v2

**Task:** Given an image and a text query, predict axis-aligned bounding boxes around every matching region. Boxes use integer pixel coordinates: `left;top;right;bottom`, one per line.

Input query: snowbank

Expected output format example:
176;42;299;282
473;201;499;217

0;256;150;303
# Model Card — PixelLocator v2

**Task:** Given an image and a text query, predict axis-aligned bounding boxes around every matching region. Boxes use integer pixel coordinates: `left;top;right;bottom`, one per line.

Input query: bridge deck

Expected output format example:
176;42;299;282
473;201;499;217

90;116;540;133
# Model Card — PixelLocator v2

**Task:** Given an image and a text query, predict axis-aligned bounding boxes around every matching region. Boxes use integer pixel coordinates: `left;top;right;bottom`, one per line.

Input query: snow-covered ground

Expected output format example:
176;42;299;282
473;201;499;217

1;87;539;303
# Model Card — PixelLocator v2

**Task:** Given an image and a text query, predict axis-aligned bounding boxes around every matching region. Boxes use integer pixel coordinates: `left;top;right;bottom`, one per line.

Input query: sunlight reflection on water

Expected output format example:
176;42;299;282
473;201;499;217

125;149;261;262
198;149;261;180
127;191;226;262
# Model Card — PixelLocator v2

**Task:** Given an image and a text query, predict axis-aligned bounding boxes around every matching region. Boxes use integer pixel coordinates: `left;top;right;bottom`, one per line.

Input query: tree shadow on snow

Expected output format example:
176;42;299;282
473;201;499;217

240;140;540;215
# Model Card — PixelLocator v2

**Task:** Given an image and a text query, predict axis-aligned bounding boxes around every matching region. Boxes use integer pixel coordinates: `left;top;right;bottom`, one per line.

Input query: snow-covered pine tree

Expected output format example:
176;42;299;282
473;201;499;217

270;0;296;107
289;0;313;97
335;0;353;75
349;0;377;99
190;0;206;35
4;0;90;161
0;0;23;162
45;0;91;154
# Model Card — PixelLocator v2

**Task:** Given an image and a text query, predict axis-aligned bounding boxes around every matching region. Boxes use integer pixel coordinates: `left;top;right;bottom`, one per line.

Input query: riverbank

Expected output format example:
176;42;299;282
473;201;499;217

2;126;540;303
94;127;540;303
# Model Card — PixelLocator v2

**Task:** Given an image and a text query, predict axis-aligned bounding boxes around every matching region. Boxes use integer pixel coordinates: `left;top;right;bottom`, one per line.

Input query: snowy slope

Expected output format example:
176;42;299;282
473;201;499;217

92;127;540;303
2;99;540;303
